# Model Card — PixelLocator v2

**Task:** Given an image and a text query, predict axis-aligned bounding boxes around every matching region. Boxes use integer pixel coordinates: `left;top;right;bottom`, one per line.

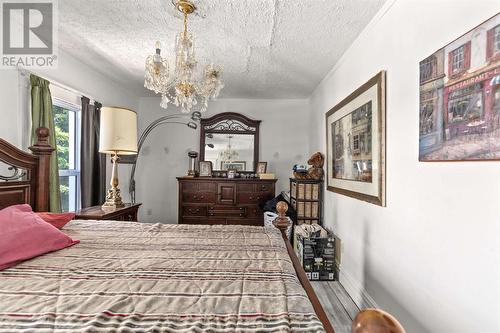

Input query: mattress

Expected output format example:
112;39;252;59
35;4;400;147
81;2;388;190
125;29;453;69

0;220;325;332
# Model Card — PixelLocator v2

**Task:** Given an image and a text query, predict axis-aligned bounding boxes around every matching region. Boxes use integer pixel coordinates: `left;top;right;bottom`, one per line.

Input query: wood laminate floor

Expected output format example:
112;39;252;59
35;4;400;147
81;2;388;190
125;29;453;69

311;281;366;333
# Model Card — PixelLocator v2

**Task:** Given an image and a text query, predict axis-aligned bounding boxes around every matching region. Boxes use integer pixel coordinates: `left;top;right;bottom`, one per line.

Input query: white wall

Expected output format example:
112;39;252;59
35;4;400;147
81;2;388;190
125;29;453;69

0;50;140;202
309;1;500;332
135;98;309;223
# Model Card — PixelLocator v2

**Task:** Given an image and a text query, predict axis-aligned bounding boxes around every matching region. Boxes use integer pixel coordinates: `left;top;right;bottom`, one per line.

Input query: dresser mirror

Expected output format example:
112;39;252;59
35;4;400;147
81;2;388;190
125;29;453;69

200;112;260;172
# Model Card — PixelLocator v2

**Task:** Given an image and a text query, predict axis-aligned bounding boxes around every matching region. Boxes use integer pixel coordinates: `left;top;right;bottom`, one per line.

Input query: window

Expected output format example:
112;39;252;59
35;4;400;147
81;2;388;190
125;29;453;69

53;98;81;212
420;90;436;134
447;84;483;124
353;134;359;151
420;55;437;83
451;46;465;73
493;87;500;114
495;25;500;53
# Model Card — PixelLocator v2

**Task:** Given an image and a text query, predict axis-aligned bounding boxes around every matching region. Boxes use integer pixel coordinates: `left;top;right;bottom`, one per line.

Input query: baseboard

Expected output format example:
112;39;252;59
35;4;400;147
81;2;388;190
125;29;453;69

339;269;379;310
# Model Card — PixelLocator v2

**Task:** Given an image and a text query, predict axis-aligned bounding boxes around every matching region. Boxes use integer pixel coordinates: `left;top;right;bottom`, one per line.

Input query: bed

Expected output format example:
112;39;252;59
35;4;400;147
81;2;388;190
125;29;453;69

0;128;335;332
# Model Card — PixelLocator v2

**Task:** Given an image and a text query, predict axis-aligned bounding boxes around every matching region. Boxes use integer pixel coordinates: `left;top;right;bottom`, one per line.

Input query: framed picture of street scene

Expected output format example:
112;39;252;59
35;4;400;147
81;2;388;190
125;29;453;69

419;12;500;161
325;71;386;206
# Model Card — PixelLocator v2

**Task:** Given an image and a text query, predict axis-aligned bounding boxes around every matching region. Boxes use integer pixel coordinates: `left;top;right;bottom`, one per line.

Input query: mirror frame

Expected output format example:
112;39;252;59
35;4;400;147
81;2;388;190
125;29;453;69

200;112;261;172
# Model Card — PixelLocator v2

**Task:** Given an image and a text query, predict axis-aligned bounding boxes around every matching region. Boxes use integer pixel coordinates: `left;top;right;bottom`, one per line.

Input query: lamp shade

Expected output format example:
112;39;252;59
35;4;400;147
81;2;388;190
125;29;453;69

99;107;138;155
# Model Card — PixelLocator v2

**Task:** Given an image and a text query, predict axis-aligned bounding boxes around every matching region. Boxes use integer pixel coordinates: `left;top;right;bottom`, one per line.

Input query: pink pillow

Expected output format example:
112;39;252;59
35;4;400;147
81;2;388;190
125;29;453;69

36;212;76;229
0;204;79;270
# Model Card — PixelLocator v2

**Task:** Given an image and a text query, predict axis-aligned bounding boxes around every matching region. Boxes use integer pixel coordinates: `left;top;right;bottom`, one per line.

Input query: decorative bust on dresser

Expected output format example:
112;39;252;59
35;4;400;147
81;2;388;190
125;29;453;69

177;112;276;225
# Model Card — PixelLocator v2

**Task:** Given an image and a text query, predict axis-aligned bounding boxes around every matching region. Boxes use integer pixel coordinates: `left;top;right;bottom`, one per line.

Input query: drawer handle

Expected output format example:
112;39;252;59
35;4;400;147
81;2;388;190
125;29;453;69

261;185;267;190
188;208;200;214
209;212;215;216
239;213;244;217
239;207;244;210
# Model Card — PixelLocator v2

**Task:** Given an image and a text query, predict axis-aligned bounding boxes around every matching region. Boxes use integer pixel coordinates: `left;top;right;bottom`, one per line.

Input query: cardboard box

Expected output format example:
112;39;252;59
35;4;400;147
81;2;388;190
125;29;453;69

294;225;336;281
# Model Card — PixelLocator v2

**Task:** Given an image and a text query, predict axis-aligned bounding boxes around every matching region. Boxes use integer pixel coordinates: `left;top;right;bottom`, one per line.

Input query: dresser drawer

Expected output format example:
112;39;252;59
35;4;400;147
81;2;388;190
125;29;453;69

198;182;217;192
245;205;262;218
182;192;216;203
236;183;255;192
238;192;273;204
76;204;141;222
237;182;275;193
120;211;137;222
181;205;208;217
256;182;274;192
181;181;216;192
208;205;246;218
181;182;198;192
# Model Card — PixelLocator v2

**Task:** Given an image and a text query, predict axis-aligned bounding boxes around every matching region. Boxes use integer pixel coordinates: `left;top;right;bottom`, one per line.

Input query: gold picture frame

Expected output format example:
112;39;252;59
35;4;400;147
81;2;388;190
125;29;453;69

325;71;386;206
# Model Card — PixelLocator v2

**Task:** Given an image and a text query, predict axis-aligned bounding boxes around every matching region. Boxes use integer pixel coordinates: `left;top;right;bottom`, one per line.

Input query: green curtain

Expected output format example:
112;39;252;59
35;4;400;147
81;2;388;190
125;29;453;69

30;74;61;212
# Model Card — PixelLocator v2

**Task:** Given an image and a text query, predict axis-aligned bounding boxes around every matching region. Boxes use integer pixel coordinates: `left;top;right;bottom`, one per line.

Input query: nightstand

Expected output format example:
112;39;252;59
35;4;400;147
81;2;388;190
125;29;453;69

75;203;142;222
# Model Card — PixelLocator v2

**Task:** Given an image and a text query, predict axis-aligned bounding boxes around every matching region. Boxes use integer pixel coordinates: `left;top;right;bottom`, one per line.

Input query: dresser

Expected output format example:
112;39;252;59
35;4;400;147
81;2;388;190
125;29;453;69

177;177;277;225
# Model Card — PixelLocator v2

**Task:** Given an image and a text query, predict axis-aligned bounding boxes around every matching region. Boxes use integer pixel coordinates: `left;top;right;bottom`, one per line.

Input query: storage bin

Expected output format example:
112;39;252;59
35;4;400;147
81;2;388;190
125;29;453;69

293;224;335;281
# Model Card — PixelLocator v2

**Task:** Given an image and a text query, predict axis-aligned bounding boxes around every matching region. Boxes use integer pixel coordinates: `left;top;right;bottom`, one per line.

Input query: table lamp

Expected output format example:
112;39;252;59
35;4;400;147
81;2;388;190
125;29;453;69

99;107;138;208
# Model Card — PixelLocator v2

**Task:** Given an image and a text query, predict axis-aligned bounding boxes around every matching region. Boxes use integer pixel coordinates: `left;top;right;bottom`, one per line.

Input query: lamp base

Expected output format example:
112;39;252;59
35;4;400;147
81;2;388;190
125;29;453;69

102;188;125;209
102;153;125;209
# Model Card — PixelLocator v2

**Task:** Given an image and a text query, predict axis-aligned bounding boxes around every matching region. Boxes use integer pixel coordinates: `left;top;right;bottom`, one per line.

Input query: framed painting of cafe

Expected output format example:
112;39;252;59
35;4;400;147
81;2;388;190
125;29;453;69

419;13;500;161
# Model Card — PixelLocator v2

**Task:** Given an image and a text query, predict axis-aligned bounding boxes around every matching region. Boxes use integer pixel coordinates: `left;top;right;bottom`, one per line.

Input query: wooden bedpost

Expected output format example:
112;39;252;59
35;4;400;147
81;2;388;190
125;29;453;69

29;127;54;212
273;201;290;238
273;201;335;333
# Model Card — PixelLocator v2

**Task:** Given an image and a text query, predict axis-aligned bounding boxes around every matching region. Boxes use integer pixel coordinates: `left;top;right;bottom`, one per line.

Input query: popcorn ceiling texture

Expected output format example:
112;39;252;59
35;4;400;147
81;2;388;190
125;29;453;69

58;0;386;99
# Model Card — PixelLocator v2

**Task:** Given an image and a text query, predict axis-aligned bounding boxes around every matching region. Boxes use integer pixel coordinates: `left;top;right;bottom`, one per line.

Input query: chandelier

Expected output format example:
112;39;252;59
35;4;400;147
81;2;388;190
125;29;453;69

144;0;224;113
219;136;239;162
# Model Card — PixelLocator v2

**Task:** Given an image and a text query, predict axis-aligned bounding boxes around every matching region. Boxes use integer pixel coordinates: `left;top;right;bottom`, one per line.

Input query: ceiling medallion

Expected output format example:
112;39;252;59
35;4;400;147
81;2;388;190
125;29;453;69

144;0;224;113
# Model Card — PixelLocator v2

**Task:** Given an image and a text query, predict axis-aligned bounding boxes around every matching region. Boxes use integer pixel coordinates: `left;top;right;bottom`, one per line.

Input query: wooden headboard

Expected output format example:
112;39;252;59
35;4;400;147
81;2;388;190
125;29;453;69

0;128;54;211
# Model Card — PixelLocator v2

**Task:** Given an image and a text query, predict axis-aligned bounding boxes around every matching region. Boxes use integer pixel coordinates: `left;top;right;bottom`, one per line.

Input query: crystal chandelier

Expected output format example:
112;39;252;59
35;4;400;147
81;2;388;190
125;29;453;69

144;0;224;113
219;136;239;162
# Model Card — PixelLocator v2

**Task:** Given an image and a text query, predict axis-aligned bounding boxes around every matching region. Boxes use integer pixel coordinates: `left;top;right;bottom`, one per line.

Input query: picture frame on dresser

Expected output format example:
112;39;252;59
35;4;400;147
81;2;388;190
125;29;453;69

256;162;267;174
221;161;246;171
325;71;386;207
199;161;213;177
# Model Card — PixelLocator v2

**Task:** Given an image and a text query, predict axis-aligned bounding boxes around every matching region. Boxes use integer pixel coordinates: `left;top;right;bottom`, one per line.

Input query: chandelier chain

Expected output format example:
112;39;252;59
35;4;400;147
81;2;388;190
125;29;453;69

183;12;188;38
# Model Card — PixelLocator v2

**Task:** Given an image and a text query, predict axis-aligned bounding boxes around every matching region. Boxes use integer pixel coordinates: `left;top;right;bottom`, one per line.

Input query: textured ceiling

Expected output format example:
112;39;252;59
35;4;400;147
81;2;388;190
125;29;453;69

58;0;386;99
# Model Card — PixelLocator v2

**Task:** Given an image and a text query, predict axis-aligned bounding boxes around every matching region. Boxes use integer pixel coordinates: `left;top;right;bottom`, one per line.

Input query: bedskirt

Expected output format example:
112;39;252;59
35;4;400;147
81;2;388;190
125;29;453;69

0;220;325;332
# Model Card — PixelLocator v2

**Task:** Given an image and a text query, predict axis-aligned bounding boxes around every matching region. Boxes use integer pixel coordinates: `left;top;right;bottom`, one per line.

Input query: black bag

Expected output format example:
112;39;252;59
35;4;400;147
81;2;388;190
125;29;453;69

261;194;297;221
